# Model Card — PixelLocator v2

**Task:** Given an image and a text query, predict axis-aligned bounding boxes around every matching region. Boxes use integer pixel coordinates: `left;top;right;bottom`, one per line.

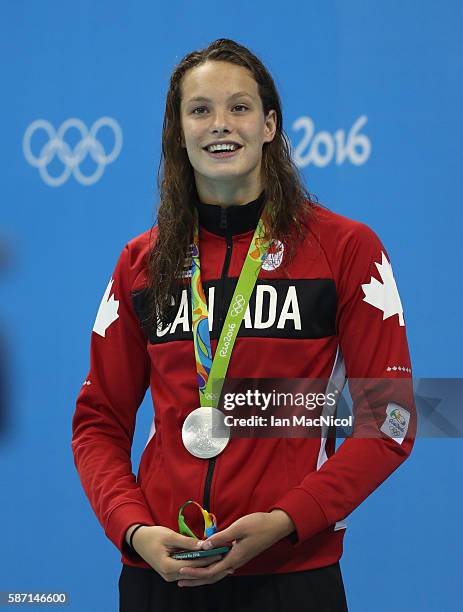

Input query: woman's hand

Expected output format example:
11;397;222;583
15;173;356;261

129;525;224;583
177;510;296;587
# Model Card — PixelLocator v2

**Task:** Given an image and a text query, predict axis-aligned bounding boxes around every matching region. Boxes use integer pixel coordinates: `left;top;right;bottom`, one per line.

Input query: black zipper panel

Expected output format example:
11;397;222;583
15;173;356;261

218;234;233;330
203;457;216;511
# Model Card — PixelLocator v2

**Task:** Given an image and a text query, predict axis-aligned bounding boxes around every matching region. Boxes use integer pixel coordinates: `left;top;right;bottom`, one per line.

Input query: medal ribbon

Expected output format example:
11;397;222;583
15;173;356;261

191;204;271;409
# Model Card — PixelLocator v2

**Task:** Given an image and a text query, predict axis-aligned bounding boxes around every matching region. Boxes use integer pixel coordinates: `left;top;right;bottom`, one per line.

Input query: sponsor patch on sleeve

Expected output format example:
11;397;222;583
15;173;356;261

380;402;410;445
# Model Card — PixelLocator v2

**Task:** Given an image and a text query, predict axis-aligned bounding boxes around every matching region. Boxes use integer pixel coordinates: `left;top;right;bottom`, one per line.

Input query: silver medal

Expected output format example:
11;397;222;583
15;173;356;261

182;406;230;459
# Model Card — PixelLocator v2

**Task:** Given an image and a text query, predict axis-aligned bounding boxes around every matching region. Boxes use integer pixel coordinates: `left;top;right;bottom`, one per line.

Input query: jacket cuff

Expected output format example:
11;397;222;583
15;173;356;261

106;502;156;559
268;488;330;545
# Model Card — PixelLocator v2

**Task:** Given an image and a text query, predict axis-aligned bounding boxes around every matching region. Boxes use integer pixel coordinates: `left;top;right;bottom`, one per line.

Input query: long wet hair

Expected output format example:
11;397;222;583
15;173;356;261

146;38;318;330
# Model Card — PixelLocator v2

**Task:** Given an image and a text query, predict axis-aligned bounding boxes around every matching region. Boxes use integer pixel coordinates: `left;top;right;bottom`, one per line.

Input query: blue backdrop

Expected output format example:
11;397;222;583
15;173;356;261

1;1;462;610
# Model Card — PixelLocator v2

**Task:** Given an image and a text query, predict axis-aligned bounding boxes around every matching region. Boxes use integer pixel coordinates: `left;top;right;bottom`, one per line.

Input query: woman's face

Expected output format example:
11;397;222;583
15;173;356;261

179;61;276;196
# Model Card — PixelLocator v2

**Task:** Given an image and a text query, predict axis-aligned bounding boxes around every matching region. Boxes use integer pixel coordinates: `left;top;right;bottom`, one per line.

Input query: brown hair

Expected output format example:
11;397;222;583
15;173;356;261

146;38;318;330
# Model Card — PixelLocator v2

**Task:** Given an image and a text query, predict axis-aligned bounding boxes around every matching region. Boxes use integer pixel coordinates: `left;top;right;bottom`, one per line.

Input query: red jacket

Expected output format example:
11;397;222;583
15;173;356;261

72;193;415;574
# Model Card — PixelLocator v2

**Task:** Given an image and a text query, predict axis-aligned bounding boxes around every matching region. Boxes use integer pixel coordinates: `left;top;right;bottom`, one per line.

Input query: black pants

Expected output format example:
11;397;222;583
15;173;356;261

119;562;348;612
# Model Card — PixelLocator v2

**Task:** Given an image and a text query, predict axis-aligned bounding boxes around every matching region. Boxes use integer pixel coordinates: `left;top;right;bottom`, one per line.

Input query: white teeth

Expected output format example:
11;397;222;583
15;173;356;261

207;143;239;152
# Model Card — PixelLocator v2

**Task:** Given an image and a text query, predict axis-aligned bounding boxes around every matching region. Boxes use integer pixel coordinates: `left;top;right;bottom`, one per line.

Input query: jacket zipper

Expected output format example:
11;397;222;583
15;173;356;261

203;208;233;512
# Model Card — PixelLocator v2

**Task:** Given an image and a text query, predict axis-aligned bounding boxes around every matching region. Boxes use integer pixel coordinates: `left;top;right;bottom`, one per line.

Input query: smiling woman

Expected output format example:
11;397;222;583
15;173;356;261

72;37;415;612
146;40;314;330
179;61;276;195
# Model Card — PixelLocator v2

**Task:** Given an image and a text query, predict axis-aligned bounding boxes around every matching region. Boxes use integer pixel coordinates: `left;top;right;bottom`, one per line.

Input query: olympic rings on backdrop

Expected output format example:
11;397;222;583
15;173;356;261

23;117;122;186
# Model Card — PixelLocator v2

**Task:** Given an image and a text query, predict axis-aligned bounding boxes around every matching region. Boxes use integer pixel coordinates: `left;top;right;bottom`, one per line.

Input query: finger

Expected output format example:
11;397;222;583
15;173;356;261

181;555;223;568
178;570;233;587
166;533;201;550
200;527;236;550
178;558;233;580
164;554;222;577
177;545;245;581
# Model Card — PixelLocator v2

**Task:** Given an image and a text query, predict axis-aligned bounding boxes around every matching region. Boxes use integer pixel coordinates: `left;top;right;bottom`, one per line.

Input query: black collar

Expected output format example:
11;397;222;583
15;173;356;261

193;190;266;237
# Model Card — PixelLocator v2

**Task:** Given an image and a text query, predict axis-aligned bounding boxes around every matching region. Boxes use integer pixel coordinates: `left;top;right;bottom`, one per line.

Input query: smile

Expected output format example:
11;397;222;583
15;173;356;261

203;146;243;159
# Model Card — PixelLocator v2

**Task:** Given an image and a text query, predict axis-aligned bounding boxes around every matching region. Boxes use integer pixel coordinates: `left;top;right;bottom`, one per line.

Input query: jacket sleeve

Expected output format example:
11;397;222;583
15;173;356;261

269;221;416;544
72;242;155;557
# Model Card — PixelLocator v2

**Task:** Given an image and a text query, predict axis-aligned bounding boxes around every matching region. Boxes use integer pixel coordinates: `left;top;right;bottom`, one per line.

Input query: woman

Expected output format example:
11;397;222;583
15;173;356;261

72;38;415;611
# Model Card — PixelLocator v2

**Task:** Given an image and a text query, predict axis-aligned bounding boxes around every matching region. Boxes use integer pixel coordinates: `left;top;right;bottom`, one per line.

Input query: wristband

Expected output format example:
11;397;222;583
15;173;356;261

129;524;149;552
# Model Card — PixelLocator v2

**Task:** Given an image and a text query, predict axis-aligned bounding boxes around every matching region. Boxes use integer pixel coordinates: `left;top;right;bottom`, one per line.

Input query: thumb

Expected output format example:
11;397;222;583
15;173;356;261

201;525;237;550
167;531;201;551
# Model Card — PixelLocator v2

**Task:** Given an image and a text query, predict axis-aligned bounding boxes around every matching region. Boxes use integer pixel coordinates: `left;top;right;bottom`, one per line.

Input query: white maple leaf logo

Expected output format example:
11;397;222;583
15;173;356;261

93;277;119;337
361;252;404;326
